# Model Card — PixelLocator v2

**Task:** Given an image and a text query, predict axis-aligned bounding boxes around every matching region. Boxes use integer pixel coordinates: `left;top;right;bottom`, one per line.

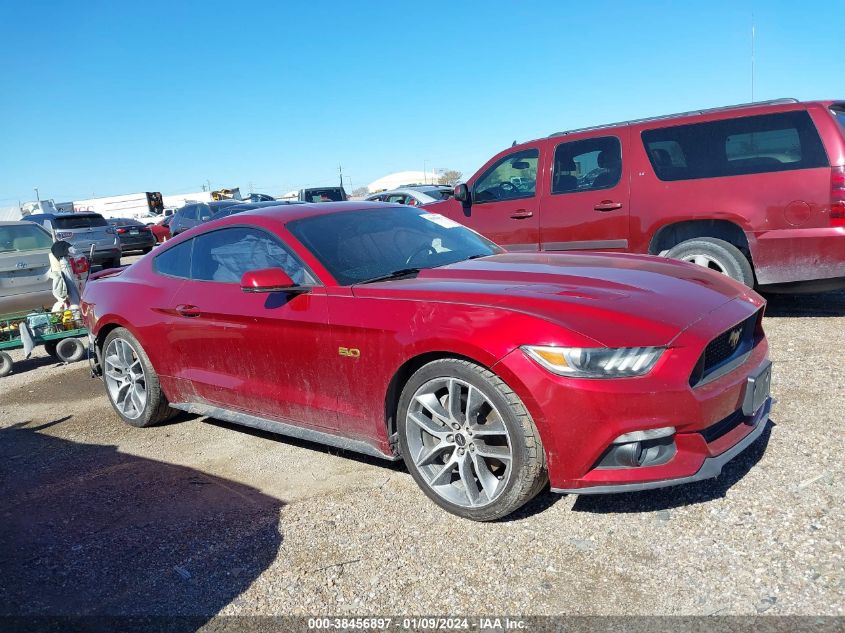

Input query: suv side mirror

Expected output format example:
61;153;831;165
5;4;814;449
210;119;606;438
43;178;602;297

241;268;298;293
454;183;471;205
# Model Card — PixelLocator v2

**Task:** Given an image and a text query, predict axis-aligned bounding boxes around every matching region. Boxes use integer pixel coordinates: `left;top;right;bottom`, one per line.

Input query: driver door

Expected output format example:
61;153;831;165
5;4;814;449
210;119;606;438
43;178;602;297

463;148;541;251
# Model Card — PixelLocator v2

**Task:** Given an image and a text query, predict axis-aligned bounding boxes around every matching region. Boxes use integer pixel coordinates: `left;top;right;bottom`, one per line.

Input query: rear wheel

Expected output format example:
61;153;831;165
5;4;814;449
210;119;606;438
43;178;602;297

55;338;85;363
102;327;176;427
0;352;12;377
665;237;754;287
398;359;546;521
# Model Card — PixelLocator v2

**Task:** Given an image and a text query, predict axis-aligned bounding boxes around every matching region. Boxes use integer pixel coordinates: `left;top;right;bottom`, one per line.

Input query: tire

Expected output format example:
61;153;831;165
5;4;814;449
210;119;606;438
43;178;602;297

397;358;547;521
101;327;176;428
55;337;86;363
142;247;153;254
0;351;12;377
44;340;59;359
665;237;754;287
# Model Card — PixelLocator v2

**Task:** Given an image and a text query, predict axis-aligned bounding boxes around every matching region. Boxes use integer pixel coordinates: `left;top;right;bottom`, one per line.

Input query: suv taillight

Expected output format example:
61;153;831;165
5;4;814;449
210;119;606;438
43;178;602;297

832;166;845;227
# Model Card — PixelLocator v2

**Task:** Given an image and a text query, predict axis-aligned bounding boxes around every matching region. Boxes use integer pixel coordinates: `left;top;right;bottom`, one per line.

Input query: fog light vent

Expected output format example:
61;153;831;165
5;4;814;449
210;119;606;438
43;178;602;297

595;435;677;470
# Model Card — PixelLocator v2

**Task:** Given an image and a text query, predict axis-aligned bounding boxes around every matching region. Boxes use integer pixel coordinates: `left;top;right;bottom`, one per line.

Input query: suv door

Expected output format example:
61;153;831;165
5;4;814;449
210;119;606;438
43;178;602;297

458;148;542;251
539;133;630;251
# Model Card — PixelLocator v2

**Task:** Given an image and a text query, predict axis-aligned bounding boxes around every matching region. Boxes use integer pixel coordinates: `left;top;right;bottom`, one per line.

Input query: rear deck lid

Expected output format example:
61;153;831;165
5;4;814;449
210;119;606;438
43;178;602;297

53;214;115;250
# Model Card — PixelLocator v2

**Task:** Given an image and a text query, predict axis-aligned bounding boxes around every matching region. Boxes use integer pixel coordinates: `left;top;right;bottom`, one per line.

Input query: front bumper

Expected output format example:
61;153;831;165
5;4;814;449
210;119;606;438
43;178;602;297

551;398;770;494
492;298;772;493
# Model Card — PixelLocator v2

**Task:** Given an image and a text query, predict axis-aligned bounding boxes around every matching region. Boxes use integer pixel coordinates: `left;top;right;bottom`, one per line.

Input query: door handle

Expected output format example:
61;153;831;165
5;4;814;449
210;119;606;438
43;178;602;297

176;304;201;318
594;201;623;212
510;209;534;219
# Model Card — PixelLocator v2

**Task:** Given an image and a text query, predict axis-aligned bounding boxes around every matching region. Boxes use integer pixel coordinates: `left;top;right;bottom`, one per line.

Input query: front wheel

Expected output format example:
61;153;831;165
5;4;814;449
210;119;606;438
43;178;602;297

398;359;547;521
101;327;176;427
665;237;754;287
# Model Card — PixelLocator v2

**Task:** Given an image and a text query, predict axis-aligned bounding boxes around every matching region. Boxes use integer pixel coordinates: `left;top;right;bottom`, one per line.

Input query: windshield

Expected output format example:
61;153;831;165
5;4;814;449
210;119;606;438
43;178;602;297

54;214;108;229
287;207;502;285
0;224;53;252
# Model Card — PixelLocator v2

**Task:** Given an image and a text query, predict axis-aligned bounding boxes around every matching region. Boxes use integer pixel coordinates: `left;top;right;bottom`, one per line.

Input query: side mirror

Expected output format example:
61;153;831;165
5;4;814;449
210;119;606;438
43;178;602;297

241;268;298;293
454;183;471;205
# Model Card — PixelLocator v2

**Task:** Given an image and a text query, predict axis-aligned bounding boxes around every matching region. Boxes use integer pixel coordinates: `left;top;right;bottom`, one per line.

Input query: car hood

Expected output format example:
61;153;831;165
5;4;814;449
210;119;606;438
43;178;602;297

356;252;764;347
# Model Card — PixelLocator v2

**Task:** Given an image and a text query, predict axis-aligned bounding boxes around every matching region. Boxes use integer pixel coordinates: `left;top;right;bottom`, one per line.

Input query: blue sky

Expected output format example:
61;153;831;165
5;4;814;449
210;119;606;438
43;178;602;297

0;0;841;204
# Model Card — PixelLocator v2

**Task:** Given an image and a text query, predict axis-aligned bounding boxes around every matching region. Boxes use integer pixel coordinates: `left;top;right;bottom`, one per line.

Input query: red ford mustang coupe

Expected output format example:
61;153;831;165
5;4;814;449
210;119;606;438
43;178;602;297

82;202;772;520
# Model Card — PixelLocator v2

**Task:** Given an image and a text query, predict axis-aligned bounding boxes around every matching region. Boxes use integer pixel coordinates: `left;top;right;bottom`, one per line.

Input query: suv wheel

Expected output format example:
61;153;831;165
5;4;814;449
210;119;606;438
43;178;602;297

398;359;547;521
666;237;754;287
101;327;176;427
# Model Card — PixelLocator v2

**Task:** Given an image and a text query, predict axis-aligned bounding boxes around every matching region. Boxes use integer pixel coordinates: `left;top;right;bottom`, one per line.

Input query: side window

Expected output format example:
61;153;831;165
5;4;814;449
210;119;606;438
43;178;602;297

154;240;192;278
387;194;407;204
473;149;539;203
552;136;622;194
642;111;828;181
190;227;315;285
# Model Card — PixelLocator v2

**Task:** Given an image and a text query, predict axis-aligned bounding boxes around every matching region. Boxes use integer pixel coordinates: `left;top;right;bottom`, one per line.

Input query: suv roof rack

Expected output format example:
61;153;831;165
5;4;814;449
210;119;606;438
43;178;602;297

548;98;799;138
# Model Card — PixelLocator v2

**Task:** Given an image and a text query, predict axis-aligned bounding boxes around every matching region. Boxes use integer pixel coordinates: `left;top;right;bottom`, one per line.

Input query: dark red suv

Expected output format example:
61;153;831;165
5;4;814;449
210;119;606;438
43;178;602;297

427;99;845;292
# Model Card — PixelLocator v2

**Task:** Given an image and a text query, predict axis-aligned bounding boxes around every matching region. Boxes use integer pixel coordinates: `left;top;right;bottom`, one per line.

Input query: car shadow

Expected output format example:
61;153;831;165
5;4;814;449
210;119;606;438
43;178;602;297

0;420;285;623
570;420;774;514
763;289;845;317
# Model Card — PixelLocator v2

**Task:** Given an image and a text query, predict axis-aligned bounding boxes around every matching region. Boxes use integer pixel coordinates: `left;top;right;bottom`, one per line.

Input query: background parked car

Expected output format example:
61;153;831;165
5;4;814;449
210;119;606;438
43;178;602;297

169;200;241;235
297;187;347;202
242;193;276;203
428;98;845;292
366;186;451;206
0;221;55;313
107;218;156;254
151;216;172;243
23;212;122;268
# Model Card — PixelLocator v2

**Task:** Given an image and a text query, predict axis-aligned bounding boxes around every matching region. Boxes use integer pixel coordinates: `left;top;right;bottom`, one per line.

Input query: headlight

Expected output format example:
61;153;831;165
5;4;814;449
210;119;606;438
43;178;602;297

521;345;665;378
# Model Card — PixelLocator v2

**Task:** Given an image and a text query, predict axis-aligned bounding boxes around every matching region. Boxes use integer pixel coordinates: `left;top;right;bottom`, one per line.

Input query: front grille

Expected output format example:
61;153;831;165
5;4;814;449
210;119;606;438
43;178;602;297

700;409;745;444
690;311;760;386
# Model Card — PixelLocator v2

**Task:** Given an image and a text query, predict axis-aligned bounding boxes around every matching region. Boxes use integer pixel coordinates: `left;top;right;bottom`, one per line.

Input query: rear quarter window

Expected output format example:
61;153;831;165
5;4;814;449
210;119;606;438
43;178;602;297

154;240;192;278
642;111;828;181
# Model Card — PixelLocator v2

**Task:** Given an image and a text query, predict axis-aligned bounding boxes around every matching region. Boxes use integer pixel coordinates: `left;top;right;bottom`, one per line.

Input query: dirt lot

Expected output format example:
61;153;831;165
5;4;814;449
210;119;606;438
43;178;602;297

1;282;843;619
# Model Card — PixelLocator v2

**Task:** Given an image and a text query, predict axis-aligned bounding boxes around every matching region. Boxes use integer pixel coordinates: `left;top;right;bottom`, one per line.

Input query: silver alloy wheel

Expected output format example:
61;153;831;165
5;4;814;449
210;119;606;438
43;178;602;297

406;377;513;508
682;253;729;275
103;338;147;420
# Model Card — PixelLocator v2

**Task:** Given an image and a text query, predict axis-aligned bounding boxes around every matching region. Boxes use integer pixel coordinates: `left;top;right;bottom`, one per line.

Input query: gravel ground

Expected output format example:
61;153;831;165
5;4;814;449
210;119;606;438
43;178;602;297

0;284;843;618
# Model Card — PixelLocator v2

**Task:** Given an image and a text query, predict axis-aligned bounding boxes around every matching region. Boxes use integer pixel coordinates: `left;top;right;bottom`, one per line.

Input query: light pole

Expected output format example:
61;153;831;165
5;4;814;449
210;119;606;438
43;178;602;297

34;187;40;202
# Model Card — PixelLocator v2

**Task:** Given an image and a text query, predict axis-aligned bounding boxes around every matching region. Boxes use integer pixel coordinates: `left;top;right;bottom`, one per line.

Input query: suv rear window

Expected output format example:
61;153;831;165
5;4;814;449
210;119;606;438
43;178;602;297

0;224;53;252
53;214;108;229
832;107;845;135
642;111;828;181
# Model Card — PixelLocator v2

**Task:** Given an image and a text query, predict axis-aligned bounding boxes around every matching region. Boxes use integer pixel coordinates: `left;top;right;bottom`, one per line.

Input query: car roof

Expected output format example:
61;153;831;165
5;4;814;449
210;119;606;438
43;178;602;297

225;200;304;211
214;201;405;224
0;220;44;226
24;212;104;220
